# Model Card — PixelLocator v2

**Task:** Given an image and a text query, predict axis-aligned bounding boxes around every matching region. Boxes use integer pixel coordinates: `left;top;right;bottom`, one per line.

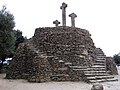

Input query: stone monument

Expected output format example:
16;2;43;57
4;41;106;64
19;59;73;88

6;3;118;83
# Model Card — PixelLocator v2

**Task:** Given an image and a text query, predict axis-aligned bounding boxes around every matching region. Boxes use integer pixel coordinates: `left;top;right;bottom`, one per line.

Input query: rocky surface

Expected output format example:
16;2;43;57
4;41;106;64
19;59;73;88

91;83;104;90
106;57;118;75
6;41;52;82
33;27;96;67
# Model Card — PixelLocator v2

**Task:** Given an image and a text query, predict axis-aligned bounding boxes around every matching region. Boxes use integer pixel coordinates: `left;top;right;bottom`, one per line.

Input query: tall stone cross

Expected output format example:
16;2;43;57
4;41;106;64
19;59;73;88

60;2;67;26
69;13;77;27
53;20;60;27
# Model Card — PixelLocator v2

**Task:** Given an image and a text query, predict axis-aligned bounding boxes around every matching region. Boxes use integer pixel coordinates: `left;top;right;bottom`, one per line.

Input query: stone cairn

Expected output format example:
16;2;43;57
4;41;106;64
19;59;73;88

6;3;118;83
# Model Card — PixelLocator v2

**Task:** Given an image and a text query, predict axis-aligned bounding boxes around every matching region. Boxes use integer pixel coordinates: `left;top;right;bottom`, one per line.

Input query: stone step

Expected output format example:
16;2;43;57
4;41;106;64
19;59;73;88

89;78;118;83
69;66;87;69
94;63;105;66
84;71;107;74
96;55;106;58
91;65;106;68
84;73;109;76
96;54;105;56
84;70;107;73
72;68;88;71
95;60;106;62
86;76;114;80
65;62;72;65
96;57;106;60
87;67;106;71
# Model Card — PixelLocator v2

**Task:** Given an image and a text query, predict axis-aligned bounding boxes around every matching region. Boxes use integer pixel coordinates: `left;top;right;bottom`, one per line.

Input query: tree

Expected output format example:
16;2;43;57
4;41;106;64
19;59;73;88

0;5;16;61
13;29;25;50
113;54;120;65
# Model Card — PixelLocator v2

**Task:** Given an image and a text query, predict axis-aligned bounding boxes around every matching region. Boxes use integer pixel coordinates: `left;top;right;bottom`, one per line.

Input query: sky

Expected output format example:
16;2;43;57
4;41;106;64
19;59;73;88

0;0;120;56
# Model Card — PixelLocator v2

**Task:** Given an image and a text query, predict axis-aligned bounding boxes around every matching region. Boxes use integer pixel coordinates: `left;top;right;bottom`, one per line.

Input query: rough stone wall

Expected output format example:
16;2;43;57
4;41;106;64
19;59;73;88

6;26;96;82
6;41;52;82
33;27;96;67
6;26;118;82
106;57;118;75
6;43;27;79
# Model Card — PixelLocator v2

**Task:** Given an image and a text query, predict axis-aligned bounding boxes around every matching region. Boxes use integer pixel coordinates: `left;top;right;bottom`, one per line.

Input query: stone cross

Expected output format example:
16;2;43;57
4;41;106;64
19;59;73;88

53;20;60;27
69;13;77;27
60;2;67;26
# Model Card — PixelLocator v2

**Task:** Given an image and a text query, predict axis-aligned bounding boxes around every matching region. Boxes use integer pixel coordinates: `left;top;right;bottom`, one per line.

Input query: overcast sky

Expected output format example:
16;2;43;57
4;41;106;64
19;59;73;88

0;0;120;56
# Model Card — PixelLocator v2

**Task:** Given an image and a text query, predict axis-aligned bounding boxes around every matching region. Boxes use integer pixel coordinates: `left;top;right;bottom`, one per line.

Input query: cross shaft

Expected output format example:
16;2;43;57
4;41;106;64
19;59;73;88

69;13;77;27
60;2;67;26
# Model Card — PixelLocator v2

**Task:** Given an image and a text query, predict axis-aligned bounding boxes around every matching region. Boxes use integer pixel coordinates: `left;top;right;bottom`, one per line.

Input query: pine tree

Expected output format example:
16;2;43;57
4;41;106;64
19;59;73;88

0;5;16;61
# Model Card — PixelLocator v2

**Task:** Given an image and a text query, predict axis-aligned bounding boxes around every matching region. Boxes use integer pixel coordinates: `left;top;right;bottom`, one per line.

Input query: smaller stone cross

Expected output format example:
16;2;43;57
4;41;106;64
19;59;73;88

53;20;60;27
69;13;77;27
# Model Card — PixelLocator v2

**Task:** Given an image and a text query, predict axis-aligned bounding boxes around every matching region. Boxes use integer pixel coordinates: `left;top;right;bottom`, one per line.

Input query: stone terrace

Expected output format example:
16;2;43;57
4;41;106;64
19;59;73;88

6;27;118;83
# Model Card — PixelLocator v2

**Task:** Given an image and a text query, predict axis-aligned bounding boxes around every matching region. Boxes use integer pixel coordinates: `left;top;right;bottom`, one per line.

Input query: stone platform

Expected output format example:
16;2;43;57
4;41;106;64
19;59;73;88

6;27;118;83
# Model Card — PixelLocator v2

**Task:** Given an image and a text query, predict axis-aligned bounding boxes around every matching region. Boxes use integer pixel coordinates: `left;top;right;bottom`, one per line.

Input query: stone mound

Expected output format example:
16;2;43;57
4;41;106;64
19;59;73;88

6;27;118;83
6;27;95;82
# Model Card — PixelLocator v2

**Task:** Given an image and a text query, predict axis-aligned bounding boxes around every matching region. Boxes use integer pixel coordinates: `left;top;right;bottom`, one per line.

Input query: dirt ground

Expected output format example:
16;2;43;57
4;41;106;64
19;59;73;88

0;67;120;90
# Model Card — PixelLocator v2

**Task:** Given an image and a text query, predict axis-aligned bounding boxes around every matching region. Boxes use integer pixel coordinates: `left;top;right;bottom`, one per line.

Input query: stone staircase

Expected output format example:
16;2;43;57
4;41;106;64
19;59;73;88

27;41;69;81
27;44;118;83
51;65;86;81
83;48;118;83
83;65;118;83
51;48;118;83
49;50;118;83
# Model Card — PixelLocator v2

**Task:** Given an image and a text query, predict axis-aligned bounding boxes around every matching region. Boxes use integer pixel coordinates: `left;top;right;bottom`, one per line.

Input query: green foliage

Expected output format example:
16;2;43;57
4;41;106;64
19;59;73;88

0;6;16;60
113;54;120;65
13;29;25;50
0;6;15;31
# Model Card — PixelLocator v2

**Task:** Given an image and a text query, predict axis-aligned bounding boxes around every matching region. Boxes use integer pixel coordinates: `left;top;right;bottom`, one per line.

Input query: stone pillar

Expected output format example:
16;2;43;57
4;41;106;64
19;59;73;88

60;2;67;26
69;13;77;27
53;20;60;27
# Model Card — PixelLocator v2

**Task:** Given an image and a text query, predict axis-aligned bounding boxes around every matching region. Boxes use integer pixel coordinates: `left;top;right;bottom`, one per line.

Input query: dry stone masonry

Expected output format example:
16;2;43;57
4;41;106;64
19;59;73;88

6;2;118;83
83;48;118;83
6;27;118;83
106;57;118;75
